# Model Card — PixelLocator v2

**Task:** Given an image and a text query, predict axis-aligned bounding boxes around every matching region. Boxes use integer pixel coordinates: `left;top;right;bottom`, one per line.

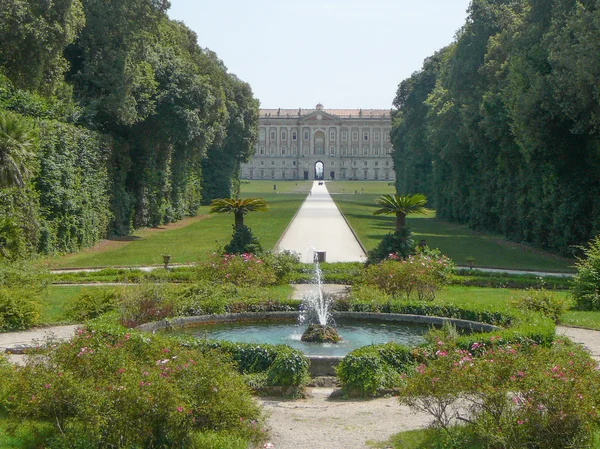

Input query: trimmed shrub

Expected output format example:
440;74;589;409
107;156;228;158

337;343;414;396
571;236;600;310
118;283;178;328
187;340;309;389
367;227;415;264
224;225;262;255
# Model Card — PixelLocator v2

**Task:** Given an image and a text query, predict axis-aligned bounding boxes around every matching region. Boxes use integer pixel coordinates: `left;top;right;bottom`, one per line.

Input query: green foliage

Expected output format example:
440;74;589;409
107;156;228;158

2;328;264;448
362;249;455;300
36;119;111;254
65;288;119;321
372;193;432;230
572;236;600;310
188;340;309;389
367;227;415;264
512;287;572;322
118;283;177;328
224;224;263;255
337;343;414;396
0;287;40;331
391;0;600;256
197;252;276;287
399;339;600;448
0;111;38;188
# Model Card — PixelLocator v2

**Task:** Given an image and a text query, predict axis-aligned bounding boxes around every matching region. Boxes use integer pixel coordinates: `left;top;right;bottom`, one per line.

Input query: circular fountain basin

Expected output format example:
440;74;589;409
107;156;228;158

140;312;498;376
171;317;428;357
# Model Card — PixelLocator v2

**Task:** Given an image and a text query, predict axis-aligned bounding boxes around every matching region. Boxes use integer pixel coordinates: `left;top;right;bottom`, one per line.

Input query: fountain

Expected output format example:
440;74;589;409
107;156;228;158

299;253;341;344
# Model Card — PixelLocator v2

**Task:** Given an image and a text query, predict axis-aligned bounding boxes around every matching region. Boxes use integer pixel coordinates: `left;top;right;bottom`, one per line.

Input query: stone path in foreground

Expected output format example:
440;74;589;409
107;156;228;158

275;181;366;263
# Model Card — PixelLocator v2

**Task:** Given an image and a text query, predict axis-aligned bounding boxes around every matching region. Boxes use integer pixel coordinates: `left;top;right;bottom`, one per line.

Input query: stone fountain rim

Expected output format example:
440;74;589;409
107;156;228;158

137;312;501;377
137;311;500;339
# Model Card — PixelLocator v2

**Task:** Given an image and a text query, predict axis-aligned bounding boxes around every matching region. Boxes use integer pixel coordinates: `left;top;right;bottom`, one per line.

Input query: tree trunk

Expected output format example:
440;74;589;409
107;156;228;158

395;212;406;230
234;212;244;228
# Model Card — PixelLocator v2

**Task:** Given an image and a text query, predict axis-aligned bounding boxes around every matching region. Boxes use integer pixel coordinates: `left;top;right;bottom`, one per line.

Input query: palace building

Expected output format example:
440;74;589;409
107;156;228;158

240;103;395;181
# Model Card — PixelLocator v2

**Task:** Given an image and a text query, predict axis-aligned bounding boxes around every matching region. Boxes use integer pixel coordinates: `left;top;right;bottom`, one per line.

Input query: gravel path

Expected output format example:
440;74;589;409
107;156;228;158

257;388;432;449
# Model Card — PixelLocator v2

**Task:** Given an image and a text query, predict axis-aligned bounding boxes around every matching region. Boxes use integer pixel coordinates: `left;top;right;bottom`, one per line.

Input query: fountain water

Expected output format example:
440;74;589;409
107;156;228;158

299;253;341;343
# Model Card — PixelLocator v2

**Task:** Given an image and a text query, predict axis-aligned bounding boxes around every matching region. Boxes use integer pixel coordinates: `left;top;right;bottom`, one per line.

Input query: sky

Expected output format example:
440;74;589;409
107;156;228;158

167;0;472;110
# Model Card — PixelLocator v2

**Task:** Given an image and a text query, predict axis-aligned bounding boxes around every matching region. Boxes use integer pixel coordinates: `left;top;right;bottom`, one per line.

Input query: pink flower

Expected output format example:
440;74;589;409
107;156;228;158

44;384;51;389
177;406;183;412
117;368;125;374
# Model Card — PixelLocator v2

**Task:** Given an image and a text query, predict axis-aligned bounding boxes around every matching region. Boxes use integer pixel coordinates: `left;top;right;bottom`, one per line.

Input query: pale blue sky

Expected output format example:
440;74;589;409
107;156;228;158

168;1;472;109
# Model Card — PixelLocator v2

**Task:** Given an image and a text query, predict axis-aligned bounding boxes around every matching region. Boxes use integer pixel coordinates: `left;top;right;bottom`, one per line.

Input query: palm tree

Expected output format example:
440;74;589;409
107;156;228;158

209;197;268;228
373;193;432;230
0;113;37;188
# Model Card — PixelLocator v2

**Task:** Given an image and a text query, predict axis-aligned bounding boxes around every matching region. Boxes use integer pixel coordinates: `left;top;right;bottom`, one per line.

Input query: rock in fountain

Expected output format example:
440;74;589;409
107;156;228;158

299;253;342;344
301;324;341;343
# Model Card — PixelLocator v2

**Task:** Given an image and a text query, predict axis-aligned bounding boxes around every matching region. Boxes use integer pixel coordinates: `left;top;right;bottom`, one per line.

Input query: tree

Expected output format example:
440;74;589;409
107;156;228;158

373;194;432;230
0;112;37;188
209;198;268;229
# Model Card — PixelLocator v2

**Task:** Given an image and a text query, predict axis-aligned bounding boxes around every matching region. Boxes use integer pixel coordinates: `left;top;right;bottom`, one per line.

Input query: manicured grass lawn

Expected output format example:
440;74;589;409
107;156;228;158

45;181;311;268
328;186;574;272
561;311;600;330
39;285;91;324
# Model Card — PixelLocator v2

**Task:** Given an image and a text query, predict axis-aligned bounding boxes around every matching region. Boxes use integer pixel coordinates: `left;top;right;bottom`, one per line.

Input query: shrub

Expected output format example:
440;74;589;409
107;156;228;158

224;225;262;255
337;343;414;396
118;283;178;328
511;287;572;322
259;250;301;283
361;249;454;300
572;236;600;310
66;288;119;321
187;340;309;389
399;339;600;448
367;227;415;264
197;253;276;287
0;287;40;331
2;328;265;448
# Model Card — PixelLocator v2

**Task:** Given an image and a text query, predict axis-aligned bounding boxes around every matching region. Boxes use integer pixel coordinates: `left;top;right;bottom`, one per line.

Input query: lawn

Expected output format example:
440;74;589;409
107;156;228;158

39;285;96;324
45;181;311;268
326;183;574;272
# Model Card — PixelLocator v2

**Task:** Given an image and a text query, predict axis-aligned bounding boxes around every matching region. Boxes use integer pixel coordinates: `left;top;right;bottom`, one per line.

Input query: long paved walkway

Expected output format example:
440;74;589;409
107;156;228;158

275;181;366;263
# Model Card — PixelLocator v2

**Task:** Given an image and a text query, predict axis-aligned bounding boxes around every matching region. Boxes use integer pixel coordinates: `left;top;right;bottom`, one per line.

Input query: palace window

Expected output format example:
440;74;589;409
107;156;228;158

363;131;369;141
270;146;275;155
385;131;390;142
271;170;275;179
260;146;265;155
363;147;369;155
292;146;297;155
342;131;348;141
330;146;335;156
330;130;335;140
282;161;286;166
293;161;296;166
353;146;358;155
386;161;390;166
375;161;378;166
260;169;264;178
364;161;368;166
270;131;276;140
281;146;286;155
363;170;368;179
374;130;380;141
260;161;265;166
259;129;265;141
374;147;379;156
281;130;287;140
292;131;297;140
304;131;309;140
352;131;358;140
342;146;347;156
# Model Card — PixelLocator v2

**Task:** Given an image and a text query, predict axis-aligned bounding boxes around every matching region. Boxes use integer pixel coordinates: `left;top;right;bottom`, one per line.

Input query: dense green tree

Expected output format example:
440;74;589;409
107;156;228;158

391;0;600;255
0;0;85;95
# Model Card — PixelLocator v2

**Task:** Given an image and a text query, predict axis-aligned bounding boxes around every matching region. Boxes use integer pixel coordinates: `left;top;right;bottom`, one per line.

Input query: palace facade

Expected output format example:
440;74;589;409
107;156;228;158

240;104;395;181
